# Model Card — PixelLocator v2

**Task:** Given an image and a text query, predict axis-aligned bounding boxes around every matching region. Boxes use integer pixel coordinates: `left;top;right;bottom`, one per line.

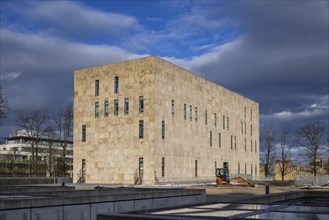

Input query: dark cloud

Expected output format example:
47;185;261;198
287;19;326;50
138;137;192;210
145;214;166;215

167;1;328;133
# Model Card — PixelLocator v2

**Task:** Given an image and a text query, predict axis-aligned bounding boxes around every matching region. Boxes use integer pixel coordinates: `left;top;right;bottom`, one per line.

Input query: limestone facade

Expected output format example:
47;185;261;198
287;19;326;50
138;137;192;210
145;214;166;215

73;56;259;184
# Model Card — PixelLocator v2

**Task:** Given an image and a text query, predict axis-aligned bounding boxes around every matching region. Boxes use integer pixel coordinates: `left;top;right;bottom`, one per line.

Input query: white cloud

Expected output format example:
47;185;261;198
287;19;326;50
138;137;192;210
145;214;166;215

261;99;329;121
1;71;22;81
24;1;140;38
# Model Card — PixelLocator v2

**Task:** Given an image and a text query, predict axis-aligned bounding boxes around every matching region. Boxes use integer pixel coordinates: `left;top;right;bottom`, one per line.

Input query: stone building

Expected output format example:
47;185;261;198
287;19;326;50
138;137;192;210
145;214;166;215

73;56;259;184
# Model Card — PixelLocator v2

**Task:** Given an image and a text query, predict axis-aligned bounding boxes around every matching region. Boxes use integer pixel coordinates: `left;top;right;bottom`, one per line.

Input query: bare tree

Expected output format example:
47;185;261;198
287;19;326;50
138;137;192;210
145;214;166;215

297;120;327;176
277;128;293;180
261;124;277;177
0;86;9;123
42;127;57;177
5;147;23;175
17;111;50;176
53;104;73;176
322;133;329;174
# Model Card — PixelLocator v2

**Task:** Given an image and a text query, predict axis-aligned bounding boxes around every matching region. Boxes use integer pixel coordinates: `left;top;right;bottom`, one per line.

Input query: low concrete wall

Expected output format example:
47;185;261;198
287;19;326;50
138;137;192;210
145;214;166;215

0;187;206;220
0;177;72;186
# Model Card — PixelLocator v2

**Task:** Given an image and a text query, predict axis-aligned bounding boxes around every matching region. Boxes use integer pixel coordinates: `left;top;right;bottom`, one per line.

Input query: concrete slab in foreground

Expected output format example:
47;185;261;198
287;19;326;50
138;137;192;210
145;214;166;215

0;185;206;220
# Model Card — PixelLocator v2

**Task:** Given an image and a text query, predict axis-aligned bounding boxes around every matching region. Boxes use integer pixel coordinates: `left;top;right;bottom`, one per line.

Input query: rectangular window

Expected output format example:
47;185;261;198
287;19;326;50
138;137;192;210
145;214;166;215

124;98;129;115
214;113;217;127
218;132;221;148
114;99;118;116
230;135;233;149
223;116;225;129
95;80;99;96
227;117;229;130
205;110;207;125
244;122;247;135
195;107;197;122
171;100;175;117
255;164;257;176
251;124;253;136
104;100;109;117
244;106;246;119
244;138;247;151
139;158;144;178
245;163;247;174
139;96;144;113
195;160;198;177
210;131;212;146
251;139;253;152
162;120;165;140
184;104;187;120
255;141;257;153
114;76;119;94
238;163;240;174
241;121;243;134
162;157;165;177
189;105;192;121
139;120;144;139
251;164;253;176
95;102;99;118
82;125;86;142
234;136;237;150
250;109;253;121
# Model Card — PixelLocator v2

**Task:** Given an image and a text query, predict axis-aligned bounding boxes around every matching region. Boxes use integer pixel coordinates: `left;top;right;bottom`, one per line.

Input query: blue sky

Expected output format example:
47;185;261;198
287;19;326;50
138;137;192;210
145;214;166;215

1;0;328;157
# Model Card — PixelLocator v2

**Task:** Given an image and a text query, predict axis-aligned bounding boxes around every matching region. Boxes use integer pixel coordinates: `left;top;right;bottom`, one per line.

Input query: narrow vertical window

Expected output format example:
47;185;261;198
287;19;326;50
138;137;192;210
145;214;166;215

104;100;109;117
250;109;253;121
244;138;247;151
184;104;187;120
95;102;99;118
218;132;221;148
161;158;165;177
139;158;144;178
255;165;257;176
231;135;233;149
245;163;247;174
251;124;253;136
171;100;175;117
255;141;257;153
251;164;253;176
189;105;192;121
124;98;129;115
162;120;165;140
234;136;237;150
95;80;99;96
223;116;225;129
82;125;86;142
251;139;253;152
244;106;246;119
241;121;243;134
139;120;144;139
139;96;144;113
195;107;197;122
214;113;217;127
238;163;240;174
114;99;118;116
114;76;119;94
227;117;229;130
195;160;198;177
244;122;247;135
210;131;212;146
205;110;207;125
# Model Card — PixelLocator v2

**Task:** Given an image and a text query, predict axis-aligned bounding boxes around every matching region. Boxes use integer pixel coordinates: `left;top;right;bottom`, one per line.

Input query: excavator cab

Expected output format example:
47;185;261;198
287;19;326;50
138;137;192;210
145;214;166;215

216;162;229;185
